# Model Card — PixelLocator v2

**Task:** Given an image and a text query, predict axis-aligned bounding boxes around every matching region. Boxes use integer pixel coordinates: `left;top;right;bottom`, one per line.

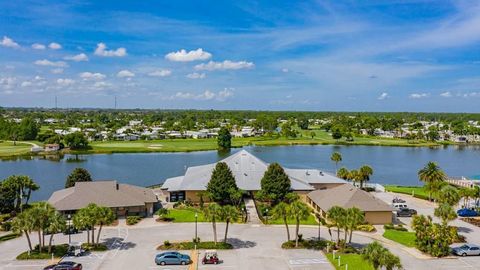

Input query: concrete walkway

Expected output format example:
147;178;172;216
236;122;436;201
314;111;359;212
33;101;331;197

244;198;262;225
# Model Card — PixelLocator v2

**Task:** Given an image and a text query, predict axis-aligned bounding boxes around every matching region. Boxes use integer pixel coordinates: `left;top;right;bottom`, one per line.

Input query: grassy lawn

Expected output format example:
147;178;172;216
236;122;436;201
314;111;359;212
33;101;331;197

326;253;374;270
162;208;206;223
0;232;21;242
17;244;68;260
384;185;430;200
382;229;416;248
267;213;319;225
0;141;34;156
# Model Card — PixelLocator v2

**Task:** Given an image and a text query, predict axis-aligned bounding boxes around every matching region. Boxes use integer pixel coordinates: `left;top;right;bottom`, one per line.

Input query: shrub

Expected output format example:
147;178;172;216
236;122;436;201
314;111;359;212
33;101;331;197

281;239;329;250
356;224;376;232
82;243;108;251
0;232;21;242
17;244;68;260
158;241;232;250
126;216;142;225
384;223;407;231
163;240;171;247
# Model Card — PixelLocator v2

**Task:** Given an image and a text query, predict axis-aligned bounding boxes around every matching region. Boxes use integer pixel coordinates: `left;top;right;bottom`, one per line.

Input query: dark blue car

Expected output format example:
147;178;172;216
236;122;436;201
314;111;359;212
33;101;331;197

457;208;478;217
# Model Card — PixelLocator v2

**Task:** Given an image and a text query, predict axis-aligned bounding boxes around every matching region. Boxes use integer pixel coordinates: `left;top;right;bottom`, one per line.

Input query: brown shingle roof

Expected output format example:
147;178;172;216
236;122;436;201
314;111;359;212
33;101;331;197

307;184;393;212
48;180;158;211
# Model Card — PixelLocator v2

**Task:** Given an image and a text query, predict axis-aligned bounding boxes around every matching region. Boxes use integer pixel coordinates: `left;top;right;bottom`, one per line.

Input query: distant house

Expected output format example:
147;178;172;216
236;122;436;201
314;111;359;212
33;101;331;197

306;184;393;224
45;144;60;152
161;150;346;202
48;180;158;217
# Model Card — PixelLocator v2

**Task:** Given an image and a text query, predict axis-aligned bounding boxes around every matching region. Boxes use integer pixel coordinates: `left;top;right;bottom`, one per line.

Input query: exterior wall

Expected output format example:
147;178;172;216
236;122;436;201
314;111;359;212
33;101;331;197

294;190;310;203
364;211;392;225
185;190;210;203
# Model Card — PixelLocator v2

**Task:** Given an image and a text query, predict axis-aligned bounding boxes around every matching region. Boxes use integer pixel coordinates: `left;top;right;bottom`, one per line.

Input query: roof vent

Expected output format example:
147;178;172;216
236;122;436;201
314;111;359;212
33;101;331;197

116;183;119;190
244;173;248;176
319;171;324;176
306;171;310;176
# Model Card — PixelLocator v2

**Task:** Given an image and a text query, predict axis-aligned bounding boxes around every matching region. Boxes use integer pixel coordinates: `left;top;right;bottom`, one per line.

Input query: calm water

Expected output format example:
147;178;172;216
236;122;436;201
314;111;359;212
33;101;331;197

1;145;480;201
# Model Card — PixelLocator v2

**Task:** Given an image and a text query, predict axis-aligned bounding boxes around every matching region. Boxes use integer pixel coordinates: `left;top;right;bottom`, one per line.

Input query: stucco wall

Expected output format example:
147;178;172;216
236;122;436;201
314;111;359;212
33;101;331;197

364;211;392;225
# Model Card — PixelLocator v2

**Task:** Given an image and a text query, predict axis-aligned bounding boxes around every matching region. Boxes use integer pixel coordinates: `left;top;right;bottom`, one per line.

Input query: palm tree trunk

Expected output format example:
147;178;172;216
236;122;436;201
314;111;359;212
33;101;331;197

91;227;95;244
37;231;42;252
26;189;31;205
295;220;300;247
336;226;340;246
42;231;45;247
283;217;290;241
349;229;353;243
86;229;90;245
48;234;54;253
328;227;333;242
344;228;348;245
96;224;103;244
25;231;33;251
224;220;229;243
213;220;217;244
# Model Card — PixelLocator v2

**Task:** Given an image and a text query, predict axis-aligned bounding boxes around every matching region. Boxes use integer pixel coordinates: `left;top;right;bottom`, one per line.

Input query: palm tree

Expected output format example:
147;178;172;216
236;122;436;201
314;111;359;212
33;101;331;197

271;202;291;241
326;206;346;246
437;185;460;206
380;250;403;270
203;203;222;244
418;162;446;201
348;170;360;185
346;207;364;243
11;210;34;251
46;212;66;253
220;205;239;243
337;167;350;180
330;152;342;174
363;241;402;270
289;201;310;247
95;206;115;244
434;203;457;224
359;165;373;189
30;202;55;252
73;208;94;244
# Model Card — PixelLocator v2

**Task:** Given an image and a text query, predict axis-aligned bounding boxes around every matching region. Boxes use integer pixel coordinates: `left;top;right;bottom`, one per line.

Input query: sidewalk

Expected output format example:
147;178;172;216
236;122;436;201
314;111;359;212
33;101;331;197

244;198;262;225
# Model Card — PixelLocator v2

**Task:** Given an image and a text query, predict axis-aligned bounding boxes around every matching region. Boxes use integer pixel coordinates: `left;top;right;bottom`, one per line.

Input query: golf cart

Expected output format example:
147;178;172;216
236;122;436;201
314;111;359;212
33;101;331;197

66;242;86;257
202;250;220;265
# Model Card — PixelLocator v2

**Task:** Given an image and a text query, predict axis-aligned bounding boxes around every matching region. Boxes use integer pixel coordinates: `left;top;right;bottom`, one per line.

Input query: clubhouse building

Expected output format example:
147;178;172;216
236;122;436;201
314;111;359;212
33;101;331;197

162;150;393;224
48;180;158;217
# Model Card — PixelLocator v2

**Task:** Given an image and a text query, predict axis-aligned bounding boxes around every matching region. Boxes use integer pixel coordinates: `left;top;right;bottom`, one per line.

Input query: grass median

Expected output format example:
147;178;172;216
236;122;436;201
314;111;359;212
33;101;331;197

384;185;430;200
326;253;373;270
382;229;416;247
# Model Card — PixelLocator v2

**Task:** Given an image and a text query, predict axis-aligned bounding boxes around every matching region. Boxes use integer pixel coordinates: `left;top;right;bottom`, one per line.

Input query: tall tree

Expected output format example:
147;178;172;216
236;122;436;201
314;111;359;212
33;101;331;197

271;202;291;241
206;162;238;204
418;162;446;201
436;185;460;206
260;163;291;204
289;201;310;247
327;206;347;246
346;207;364;243
362;241;402;270
64;132;89;150
1;175;39;212
46;212;66;253
434;203;457;224
220;205;239;243
95;206;115;244
65;168;92;188
330;152;342;174
217;127;232;151
359;165;373;189
336;167;350;180
203;203;222;245
11;210;34;251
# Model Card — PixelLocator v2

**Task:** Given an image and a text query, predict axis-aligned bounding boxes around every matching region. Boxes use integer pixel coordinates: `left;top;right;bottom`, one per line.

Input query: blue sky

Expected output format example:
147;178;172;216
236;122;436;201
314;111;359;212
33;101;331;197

1;0;480;112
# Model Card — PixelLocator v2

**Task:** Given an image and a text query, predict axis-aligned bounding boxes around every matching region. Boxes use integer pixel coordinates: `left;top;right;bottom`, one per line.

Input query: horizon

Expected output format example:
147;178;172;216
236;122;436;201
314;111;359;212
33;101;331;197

2;1;480;112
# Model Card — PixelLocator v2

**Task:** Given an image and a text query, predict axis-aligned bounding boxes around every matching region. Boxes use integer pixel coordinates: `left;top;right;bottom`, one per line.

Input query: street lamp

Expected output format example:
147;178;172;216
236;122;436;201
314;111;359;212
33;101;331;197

265;208;269;224
194;213;198;242
67;214;72;244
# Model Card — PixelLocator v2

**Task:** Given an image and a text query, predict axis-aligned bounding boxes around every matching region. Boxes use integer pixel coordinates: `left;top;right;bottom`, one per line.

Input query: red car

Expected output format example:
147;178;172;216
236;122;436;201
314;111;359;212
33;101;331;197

43;261;82;270
202;250;220;265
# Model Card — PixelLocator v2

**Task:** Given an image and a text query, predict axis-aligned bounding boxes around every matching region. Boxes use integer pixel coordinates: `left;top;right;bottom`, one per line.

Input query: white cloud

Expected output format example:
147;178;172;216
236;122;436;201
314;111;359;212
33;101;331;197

0;77;16;89
31;43;46;50
409;93;430;99
165;48;211;62
94;43;127;57
281;68;289;73
21;81;32;87
51;68;64;74
79;72;106;81
186;72;206;79
377;92;389;100
92;81;112;90
148;69;172;77
169;88;234;101
64;53;89;62
34;59;68;68
194;60;254;71
34;76;43;80
48;42;62;50
1;36;20;49
440;91;452;97
56;78;75;86
117;70;135;78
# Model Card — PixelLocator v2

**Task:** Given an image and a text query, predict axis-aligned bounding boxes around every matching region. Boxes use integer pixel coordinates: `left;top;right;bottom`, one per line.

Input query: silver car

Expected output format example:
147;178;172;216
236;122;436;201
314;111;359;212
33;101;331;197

452;244;480;256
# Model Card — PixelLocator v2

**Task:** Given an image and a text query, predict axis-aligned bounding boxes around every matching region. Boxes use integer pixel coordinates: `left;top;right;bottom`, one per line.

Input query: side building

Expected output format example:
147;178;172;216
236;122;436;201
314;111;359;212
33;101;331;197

161;150;346;202
48;180;158;217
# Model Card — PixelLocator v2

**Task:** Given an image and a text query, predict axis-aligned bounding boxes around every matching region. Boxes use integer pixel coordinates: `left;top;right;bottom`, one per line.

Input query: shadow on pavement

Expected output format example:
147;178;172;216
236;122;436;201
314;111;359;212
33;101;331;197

227;238;257;249
103;237;137;250
457;226;473;233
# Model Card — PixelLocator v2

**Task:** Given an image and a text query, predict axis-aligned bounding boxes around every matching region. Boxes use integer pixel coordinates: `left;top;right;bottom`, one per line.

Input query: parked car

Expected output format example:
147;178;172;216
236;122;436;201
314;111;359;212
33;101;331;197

155;252;191;265
457;208;478;217
43;261;82;270
452;244;480;256
396;208;417;217
202;250;220;265
392;197;406;203
392;203;409;209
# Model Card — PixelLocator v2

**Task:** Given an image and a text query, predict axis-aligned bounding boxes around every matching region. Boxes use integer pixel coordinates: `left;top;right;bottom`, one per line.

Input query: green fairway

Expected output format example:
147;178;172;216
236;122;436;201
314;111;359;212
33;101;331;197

326;252;374;270
383;229;416;247
0;141;34;156
384;185;430;200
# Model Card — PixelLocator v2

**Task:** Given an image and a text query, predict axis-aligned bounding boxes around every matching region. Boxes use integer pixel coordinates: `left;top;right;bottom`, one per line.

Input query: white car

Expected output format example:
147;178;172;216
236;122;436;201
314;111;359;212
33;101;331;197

392;203;408;209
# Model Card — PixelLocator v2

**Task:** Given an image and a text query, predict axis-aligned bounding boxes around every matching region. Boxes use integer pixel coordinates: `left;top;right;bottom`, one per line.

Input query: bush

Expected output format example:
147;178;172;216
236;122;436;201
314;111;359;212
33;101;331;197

1;220;12;231
82;243;108;251
126;216;142;225
157;241;233;250
356;224;376;232
17;244;68;260
0;232;21;242
281;239;329;250
383;223;407;231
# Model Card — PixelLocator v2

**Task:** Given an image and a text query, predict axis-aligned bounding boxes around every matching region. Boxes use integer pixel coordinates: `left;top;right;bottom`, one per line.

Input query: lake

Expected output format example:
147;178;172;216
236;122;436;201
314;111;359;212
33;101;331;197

1;145;480;201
